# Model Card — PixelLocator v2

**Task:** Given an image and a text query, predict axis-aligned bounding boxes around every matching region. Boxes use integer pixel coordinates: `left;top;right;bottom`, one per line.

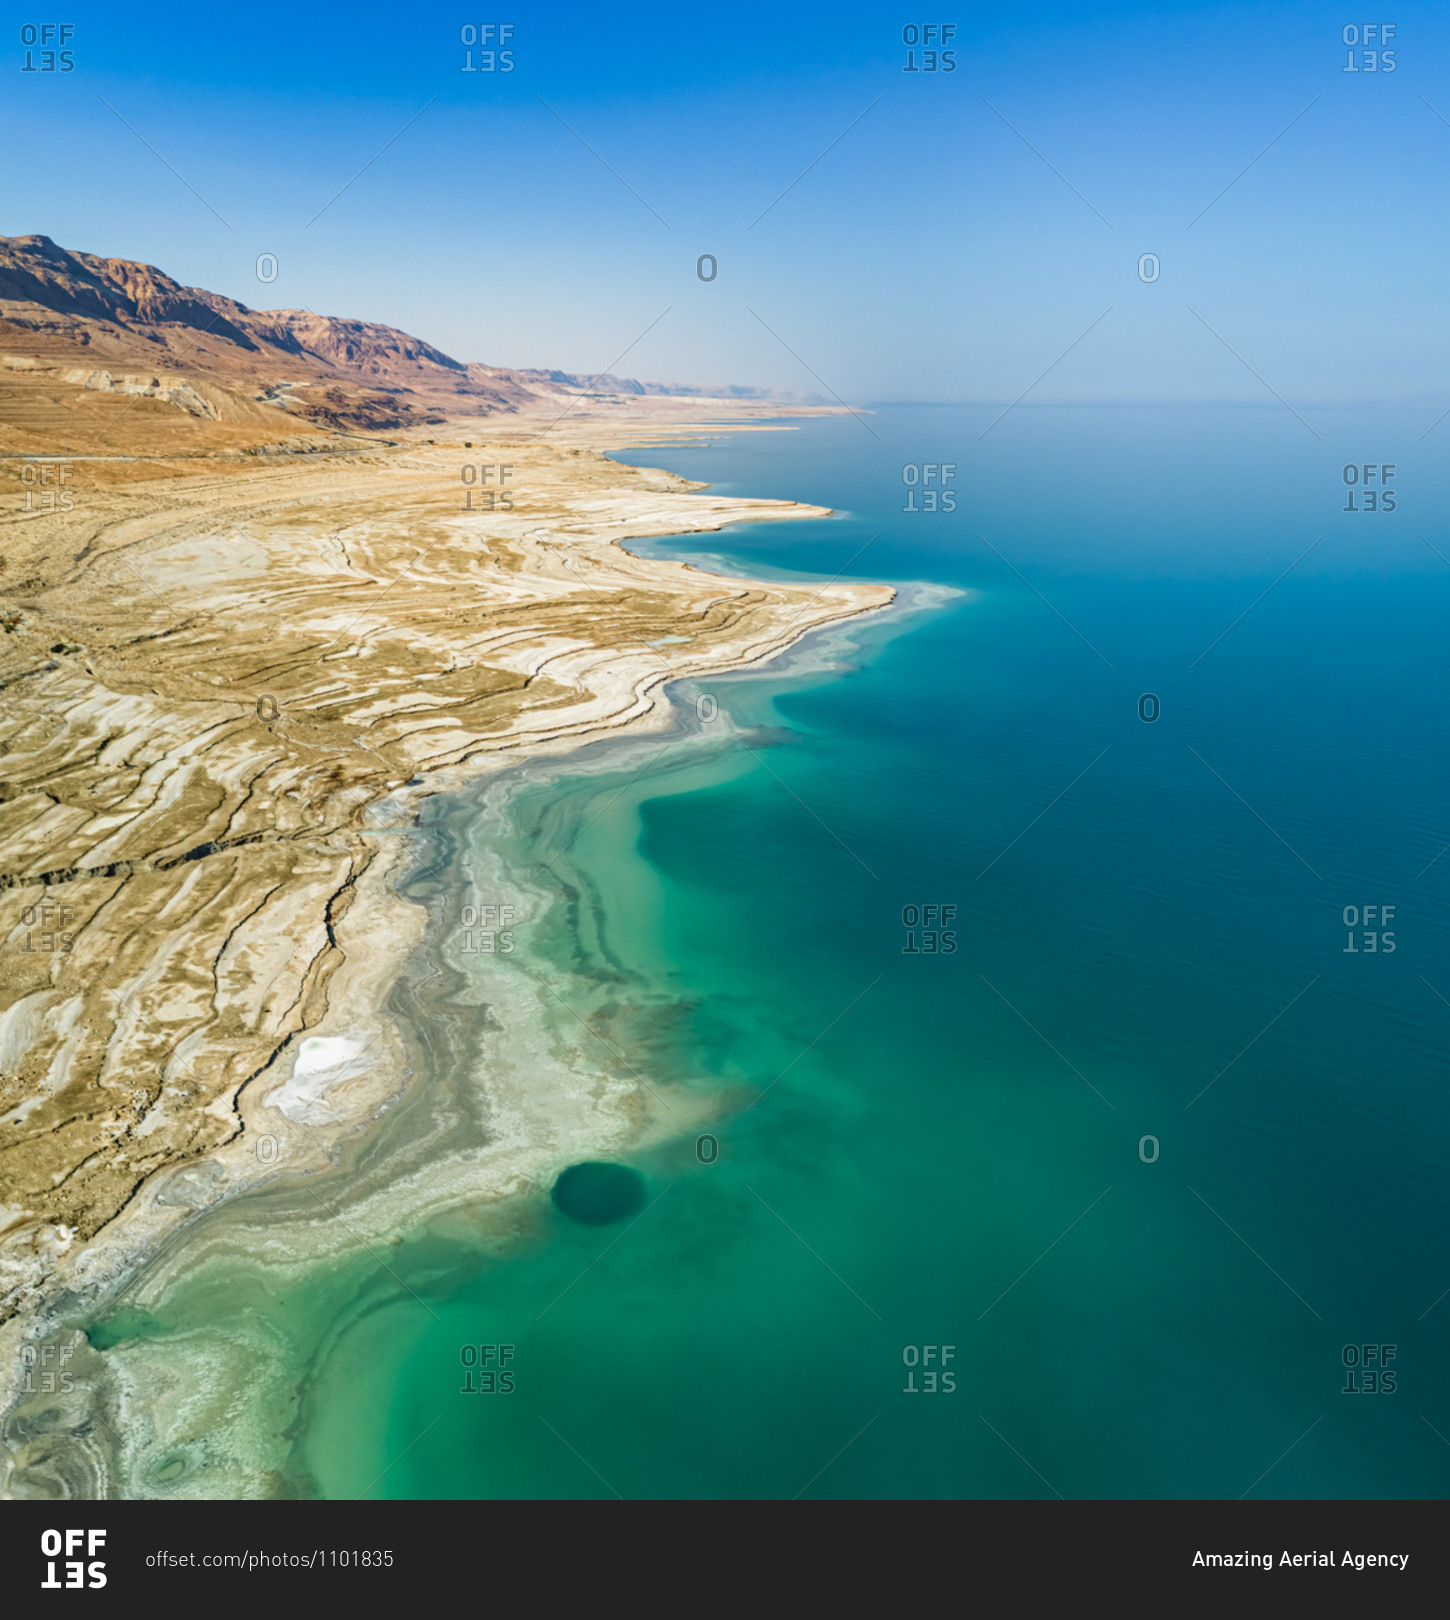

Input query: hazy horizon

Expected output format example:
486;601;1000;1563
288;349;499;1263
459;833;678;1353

6;0;1450;409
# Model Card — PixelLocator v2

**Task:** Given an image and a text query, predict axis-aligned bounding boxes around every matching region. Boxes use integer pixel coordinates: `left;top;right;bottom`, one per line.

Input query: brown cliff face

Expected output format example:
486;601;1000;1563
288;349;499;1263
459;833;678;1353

0;234;539;433
0;234;259;343
0;233;815;449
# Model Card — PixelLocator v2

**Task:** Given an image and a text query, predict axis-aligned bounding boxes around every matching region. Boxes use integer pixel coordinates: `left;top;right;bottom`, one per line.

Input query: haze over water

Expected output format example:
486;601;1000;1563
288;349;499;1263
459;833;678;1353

222;401;1450;1499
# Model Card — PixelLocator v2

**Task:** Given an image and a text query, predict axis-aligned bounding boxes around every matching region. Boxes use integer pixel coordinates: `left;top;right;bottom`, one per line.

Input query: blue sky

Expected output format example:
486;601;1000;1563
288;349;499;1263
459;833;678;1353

5;0;1449;403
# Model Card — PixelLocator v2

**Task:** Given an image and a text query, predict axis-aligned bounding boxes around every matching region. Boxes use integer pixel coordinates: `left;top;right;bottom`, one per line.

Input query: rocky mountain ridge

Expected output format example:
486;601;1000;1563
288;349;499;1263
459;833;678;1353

0;234;815;433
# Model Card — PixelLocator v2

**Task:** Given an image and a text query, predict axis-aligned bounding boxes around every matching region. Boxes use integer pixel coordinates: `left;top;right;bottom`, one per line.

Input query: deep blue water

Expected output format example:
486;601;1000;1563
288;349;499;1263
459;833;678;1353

303;403;1450;1498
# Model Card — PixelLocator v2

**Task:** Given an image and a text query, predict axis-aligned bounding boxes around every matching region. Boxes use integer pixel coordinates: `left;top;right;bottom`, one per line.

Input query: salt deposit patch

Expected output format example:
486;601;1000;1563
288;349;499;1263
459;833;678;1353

266;1036;371;1125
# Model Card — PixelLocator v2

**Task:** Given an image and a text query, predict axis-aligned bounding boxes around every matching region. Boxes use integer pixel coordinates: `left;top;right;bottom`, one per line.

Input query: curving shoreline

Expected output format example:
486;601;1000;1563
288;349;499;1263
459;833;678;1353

0;406;898;1497
0;563;941;1503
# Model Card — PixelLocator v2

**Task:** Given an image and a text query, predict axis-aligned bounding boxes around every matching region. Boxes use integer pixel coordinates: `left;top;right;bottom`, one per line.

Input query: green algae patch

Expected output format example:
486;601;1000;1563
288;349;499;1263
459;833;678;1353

86;1307;167;1351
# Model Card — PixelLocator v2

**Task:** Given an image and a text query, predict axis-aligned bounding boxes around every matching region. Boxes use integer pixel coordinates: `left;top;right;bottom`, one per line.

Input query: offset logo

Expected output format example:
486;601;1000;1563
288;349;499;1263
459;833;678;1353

459;1343;516;1392
901;23;957;72
20;23;76;71
902;1344;957;1392
40;1530;107;1589
459;23;515;72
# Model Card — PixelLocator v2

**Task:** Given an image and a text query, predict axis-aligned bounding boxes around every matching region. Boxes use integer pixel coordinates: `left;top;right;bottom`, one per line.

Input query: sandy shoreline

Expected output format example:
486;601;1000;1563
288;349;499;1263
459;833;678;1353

0;401;895;1493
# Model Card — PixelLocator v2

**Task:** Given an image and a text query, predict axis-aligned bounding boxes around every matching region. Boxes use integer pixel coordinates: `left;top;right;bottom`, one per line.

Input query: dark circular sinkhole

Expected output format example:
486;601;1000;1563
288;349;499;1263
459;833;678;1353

551;1161;648;1226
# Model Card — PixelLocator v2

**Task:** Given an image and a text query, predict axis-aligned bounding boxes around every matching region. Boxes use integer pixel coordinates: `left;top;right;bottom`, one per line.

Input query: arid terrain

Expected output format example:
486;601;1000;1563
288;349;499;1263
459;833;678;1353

0;238;891;1391
0;232;814;443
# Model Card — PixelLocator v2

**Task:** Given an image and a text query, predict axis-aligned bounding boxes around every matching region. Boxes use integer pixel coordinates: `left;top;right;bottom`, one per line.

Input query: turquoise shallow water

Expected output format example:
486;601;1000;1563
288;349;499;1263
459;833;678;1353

98;404;1450;1498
